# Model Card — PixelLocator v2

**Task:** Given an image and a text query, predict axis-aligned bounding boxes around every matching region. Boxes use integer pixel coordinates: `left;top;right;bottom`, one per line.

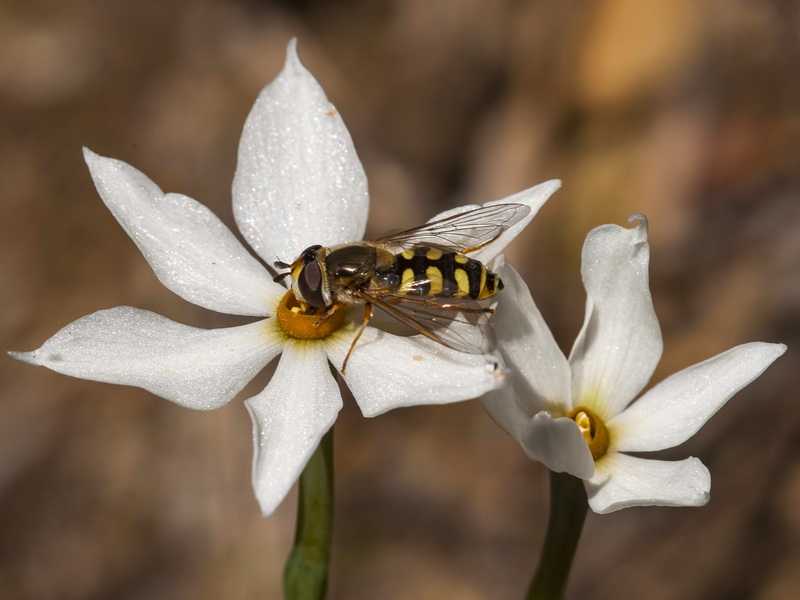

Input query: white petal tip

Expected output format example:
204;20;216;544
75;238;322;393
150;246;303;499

82;147;114;173
82;146;97;161
256;497;280;518
519;179;561;206
82;147;110;172
768;342;788;358
8;350;37;365
496;179;562;209
282;37;305;75
627;213;648;229
543;179;562;192
737;341;787;366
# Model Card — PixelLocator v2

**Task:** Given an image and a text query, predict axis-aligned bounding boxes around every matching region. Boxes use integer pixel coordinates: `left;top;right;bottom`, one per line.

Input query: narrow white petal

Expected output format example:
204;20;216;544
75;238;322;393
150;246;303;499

485;257;572;419
424;180;561;264
586;453;710;514
611;342;787;452
520;412;595;479
482;256;572;441
473;180;561;264
327;326;504;417
10;307;281;410
83;149;281;317
245;341;342;516
232;39;369;265
481;377;535;442
569;215;663;420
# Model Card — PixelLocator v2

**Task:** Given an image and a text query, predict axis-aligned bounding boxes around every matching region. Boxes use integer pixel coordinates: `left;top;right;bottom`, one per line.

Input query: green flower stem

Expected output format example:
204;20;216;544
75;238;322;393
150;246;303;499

526;471;588;600
284;427;334;600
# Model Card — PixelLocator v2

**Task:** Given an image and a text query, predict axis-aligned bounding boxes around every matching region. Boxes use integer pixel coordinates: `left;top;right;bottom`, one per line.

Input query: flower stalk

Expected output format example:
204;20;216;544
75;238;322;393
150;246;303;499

284;428;334;600
526;471;588;600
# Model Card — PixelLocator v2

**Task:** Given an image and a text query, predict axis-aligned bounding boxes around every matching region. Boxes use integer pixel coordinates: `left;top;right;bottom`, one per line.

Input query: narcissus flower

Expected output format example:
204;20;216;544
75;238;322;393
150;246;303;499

483;215;785;513
10;40;560;516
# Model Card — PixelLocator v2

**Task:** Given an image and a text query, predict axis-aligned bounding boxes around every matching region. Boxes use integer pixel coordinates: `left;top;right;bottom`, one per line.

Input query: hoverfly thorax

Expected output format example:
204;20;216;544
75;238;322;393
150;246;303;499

324;243;396;305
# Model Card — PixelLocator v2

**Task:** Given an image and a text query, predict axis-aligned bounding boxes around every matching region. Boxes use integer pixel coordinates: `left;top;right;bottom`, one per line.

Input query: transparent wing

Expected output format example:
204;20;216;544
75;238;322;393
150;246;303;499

355;288;496;355
371;203;531;254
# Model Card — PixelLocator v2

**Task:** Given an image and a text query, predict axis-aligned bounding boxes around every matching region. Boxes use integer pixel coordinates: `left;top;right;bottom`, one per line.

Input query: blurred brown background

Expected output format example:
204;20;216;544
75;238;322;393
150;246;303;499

2;1;798;599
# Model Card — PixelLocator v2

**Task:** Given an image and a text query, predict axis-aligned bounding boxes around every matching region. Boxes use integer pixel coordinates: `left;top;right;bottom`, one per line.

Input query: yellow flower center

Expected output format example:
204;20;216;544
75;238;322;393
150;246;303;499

276;290;346;340
566;406;609;461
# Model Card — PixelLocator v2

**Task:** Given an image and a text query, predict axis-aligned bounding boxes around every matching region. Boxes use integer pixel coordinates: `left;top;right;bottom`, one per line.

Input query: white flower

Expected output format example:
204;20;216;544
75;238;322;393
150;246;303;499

483;214;786;514
10;40;560;516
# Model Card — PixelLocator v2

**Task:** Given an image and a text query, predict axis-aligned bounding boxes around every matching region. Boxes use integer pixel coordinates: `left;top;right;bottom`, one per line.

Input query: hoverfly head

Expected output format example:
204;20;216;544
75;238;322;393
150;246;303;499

290;245;329;308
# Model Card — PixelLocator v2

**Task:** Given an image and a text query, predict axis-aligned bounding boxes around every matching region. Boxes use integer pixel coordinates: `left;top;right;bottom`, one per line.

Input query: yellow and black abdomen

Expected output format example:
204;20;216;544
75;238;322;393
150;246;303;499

393;246;502;299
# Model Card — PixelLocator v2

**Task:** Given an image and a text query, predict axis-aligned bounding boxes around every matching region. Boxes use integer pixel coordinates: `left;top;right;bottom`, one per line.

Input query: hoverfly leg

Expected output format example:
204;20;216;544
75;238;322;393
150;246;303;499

314;303;341;326
458;305;493;314
341;302;373;374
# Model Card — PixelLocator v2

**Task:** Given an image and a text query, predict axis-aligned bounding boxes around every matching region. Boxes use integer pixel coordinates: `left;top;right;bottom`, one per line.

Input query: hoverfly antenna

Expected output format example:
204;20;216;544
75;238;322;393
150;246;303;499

273;257;292;284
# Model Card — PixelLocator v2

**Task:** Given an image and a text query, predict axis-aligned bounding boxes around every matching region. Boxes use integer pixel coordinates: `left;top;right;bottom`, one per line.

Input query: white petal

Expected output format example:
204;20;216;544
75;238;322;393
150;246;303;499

232;39;369;265
425;180;561;264
486;257;571;416
481;378;535;442
245;341;342;516
569;215;663;420
473;180;561;264
520;412;595;479
586;453;710;514
326;326;504;417
10;307;281;410
611;342;787;452
84;149;281;317
482;257;571;440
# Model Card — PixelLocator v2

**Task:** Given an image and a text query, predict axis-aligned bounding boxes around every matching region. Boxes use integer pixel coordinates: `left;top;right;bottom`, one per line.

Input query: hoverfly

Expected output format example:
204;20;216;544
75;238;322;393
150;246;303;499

273;202;531;372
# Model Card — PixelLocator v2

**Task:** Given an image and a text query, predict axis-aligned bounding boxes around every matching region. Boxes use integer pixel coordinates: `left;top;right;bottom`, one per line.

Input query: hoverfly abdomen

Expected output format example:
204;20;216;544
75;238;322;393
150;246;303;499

394;246;502;300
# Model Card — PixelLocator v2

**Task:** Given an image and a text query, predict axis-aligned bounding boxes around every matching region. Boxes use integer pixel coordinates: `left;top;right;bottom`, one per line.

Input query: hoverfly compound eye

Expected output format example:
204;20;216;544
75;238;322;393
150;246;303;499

298;260;326;307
